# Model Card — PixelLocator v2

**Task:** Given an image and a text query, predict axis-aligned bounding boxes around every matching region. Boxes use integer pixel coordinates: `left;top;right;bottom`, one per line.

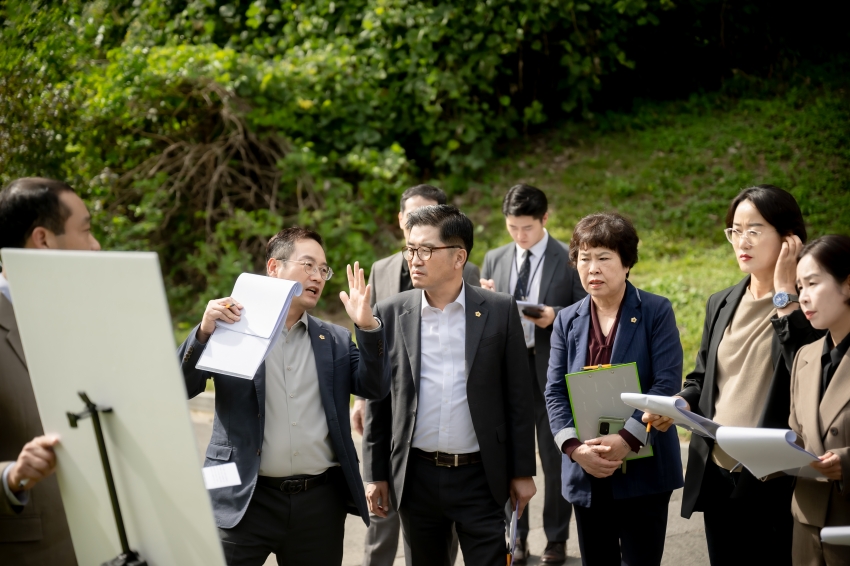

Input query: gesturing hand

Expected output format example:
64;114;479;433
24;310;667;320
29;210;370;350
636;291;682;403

340;261;378;330
197;297;243;343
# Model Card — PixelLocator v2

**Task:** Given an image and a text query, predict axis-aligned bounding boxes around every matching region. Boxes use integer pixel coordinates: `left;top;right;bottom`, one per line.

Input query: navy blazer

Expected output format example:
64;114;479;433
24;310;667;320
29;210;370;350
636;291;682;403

178;314;390;528
545;281;684;507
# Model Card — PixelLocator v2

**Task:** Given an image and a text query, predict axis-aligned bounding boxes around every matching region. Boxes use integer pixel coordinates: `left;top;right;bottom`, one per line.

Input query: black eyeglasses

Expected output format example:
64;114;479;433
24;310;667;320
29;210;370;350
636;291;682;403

401;245;462;261
278;259;334;281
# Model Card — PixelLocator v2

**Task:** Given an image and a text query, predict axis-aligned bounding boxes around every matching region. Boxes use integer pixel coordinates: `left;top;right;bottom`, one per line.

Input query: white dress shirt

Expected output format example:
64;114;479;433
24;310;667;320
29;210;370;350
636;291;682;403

509;230;549;349
412;282;480;454
0;272;11;304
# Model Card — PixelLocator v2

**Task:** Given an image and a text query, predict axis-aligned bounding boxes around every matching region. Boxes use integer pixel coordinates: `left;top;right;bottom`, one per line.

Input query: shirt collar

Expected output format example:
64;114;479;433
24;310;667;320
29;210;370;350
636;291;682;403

284;310;310;335
515;229;549;260
421;281;466;313
825;331;850;367
0;273;11;304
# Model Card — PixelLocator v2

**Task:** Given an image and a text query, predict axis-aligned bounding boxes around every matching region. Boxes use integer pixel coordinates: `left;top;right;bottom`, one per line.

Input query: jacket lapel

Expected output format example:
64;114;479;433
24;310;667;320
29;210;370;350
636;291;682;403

0;295;27;369
307;316;336;415
611;282;640;365
399;293;422;395
537;237;563;305
795;341;826;455
464;286;488;377
819;347;850;439
571;296;591;371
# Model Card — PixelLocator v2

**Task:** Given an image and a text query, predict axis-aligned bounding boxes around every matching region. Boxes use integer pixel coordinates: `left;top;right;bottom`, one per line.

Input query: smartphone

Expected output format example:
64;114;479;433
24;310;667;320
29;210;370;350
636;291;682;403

598;417;625;437
521;307;543;319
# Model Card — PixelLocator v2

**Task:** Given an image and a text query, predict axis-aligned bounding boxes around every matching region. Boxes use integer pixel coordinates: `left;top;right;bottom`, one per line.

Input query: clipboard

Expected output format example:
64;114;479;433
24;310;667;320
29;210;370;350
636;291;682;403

565;363;653;460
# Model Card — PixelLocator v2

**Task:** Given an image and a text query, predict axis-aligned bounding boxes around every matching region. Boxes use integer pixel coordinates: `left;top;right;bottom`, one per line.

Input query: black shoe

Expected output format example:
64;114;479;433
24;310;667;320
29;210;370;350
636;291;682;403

541;540;567;564
513;538;529;565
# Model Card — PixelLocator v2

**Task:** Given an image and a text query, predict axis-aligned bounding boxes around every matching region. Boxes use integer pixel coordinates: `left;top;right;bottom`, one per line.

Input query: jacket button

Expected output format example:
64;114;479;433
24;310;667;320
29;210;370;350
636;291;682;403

831;427;839;436
257;449;261;456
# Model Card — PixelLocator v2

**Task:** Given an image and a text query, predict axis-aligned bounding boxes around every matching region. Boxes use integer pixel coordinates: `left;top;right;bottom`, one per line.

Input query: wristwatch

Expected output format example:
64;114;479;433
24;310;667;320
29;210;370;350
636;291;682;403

773;291;799;309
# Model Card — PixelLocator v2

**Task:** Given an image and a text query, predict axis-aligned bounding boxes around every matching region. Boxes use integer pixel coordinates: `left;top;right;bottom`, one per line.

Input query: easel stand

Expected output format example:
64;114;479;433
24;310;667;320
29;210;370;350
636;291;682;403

67;392;148;566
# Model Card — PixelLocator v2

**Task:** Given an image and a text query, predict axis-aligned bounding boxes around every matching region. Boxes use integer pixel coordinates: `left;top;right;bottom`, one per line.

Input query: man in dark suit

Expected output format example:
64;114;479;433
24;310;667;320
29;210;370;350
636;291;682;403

480;184;586;565
363;204;537;565
355;184;478;566
0;177;102;564
177;226;390;565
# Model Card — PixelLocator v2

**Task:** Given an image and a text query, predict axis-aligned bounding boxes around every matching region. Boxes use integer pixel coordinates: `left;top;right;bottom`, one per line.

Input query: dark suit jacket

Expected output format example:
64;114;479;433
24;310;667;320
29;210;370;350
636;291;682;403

481;236;586;389
678;276;823;518
0;295;76;564
363;285;536;508
178;314;390;528
545;282;685;507
368;251;480;308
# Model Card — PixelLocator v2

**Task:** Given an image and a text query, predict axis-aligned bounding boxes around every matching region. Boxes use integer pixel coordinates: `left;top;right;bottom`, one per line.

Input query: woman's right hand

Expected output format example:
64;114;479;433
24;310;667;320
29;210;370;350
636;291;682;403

641;396;689;432
571;443;623;478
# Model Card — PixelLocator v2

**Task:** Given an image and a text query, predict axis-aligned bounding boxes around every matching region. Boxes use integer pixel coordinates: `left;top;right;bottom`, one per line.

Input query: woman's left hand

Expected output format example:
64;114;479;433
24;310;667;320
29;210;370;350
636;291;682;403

810;451;843;480
586;434;631;462
774;235;803;296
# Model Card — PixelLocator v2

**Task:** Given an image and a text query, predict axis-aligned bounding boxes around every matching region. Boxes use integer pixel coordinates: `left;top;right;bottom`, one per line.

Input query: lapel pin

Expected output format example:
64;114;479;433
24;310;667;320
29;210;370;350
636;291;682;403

475;311;481;317
319;334;326;340
631;317;637;323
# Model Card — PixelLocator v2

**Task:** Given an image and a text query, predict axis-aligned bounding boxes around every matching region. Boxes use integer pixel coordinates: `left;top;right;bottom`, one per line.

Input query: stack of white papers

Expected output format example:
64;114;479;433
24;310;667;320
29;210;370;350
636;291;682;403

715;427;818;478
196;273;302;379
620;393;721;438
822;527;850;546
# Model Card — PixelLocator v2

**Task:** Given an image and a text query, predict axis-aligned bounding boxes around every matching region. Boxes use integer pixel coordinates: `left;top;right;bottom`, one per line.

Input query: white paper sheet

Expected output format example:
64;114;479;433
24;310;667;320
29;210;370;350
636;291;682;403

508;500;518;563
202;463;242;490
197;273;302;379
822;526;850;546
620;393;720;439
715;427;818;478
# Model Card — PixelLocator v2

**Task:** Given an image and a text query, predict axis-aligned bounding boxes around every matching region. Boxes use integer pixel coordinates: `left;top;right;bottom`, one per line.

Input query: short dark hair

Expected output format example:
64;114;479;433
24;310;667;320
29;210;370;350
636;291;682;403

399;184;446;212
800;234;850;306
502;184;548;220
266;226;324;263
0;177;75;249
405;204;473;263
569;212;639;277
725;185;807;242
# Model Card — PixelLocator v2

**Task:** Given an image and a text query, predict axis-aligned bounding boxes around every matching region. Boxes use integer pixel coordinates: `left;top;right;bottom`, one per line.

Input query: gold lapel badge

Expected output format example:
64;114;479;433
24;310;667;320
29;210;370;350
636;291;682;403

319;334;326;340
630;317;637;323
475;311;481;317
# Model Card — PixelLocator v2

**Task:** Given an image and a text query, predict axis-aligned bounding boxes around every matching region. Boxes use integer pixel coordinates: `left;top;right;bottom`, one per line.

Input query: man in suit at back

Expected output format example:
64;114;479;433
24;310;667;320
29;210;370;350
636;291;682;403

480;184;586;565
0;177;102;564
177;226;390;565
354;184;479;566
363;204;537;565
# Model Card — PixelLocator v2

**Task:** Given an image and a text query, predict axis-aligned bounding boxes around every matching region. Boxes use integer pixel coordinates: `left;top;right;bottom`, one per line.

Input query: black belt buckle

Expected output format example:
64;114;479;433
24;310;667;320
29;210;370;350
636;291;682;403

435;452;459;467
280;479;304;494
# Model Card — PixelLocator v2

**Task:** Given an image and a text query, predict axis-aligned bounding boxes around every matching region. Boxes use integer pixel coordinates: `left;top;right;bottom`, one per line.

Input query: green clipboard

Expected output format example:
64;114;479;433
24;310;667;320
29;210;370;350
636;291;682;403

565;362;653;461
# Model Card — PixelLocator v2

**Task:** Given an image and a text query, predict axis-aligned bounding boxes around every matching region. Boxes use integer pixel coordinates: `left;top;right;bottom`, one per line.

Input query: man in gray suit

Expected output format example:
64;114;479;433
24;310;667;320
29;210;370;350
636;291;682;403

364;205;537;565
480;184;586;565
0;177;102;564
354;184;479;566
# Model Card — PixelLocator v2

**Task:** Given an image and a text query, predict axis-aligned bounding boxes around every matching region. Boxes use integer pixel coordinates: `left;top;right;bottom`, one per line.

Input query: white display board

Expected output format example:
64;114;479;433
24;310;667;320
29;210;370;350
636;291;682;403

1;249;225;566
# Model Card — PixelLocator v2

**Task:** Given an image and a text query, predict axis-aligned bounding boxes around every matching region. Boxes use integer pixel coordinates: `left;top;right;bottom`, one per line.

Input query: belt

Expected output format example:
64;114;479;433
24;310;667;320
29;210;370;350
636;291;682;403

413;448;482;467
257;470;331;494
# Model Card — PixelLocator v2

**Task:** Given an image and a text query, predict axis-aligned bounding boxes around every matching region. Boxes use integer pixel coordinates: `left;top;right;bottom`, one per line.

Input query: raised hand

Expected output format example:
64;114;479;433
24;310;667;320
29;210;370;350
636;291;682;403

340;261;379;330
774;234;803;301
197;297;243;343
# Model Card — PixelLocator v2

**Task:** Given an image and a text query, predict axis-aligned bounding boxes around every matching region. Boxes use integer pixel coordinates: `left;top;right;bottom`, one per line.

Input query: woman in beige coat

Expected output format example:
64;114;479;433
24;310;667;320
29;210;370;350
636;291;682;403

789;234;850;565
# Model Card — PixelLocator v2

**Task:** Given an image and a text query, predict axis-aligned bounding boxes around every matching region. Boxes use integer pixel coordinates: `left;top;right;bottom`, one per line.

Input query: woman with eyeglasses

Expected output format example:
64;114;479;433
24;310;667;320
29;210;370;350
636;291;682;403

787;234;850;564
644;185;822;565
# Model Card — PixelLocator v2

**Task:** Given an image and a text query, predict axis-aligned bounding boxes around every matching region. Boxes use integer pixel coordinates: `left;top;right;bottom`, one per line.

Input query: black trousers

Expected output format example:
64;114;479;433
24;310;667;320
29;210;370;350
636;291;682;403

399;453;507;566
218;469;348;566
573;476;671;566
505;350;573;542
700;458;793;566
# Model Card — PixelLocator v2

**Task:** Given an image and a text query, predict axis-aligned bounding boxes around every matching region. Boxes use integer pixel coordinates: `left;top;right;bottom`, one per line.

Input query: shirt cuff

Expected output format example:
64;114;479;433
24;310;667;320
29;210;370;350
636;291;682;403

2;464;27;507
356;318;382;332
554;427;580;456
561;438;583;461
624;417;649;446
618;429;642;453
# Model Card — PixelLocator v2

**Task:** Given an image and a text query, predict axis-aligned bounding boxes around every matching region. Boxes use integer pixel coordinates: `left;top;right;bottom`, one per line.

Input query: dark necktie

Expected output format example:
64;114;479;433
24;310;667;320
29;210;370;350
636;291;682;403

514;251;532;301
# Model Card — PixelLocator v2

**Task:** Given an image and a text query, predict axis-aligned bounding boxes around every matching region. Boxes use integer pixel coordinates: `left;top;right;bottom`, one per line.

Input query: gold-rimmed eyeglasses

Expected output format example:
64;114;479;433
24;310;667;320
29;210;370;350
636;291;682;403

724;227;775;246
401;245;462;261
278;259;334;280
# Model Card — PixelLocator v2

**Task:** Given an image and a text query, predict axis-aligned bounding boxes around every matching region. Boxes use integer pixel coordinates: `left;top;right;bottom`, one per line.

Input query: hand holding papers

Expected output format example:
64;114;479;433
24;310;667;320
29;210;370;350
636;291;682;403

507;500;519;565
196;273;302;379
620;393;720;439
714;427;818;478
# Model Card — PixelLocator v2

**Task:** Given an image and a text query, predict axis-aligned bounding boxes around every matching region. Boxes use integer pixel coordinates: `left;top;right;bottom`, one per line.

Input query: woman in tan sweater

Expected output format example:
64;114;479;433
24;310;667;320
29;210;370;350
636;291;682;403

789;235;850;565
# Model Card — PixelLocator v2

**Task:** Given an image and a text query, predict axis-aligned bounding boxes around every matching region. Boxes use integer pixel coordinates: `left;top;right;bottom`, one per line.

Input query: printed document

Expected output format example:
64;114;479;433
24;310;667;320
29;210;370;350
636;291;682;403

714;427;818;478
620;393;720;438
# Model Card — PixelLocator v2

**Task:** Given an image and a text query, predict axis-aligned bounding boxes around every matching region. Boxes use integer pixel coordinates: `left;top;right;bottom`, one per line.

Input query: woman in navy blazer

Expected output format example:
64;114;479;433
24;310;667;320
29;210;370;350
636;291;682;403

545;213;684;566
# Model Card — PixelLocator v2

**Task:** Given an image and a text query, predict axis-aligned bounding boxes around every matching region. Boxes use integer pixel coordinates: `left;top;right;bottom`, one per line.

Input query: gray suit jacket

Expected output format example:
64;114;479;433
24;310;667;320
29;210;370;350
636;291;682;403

178;315;390;528
0;295;76;564
481;236;586;389
363;285;536;508
368;252;480;308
